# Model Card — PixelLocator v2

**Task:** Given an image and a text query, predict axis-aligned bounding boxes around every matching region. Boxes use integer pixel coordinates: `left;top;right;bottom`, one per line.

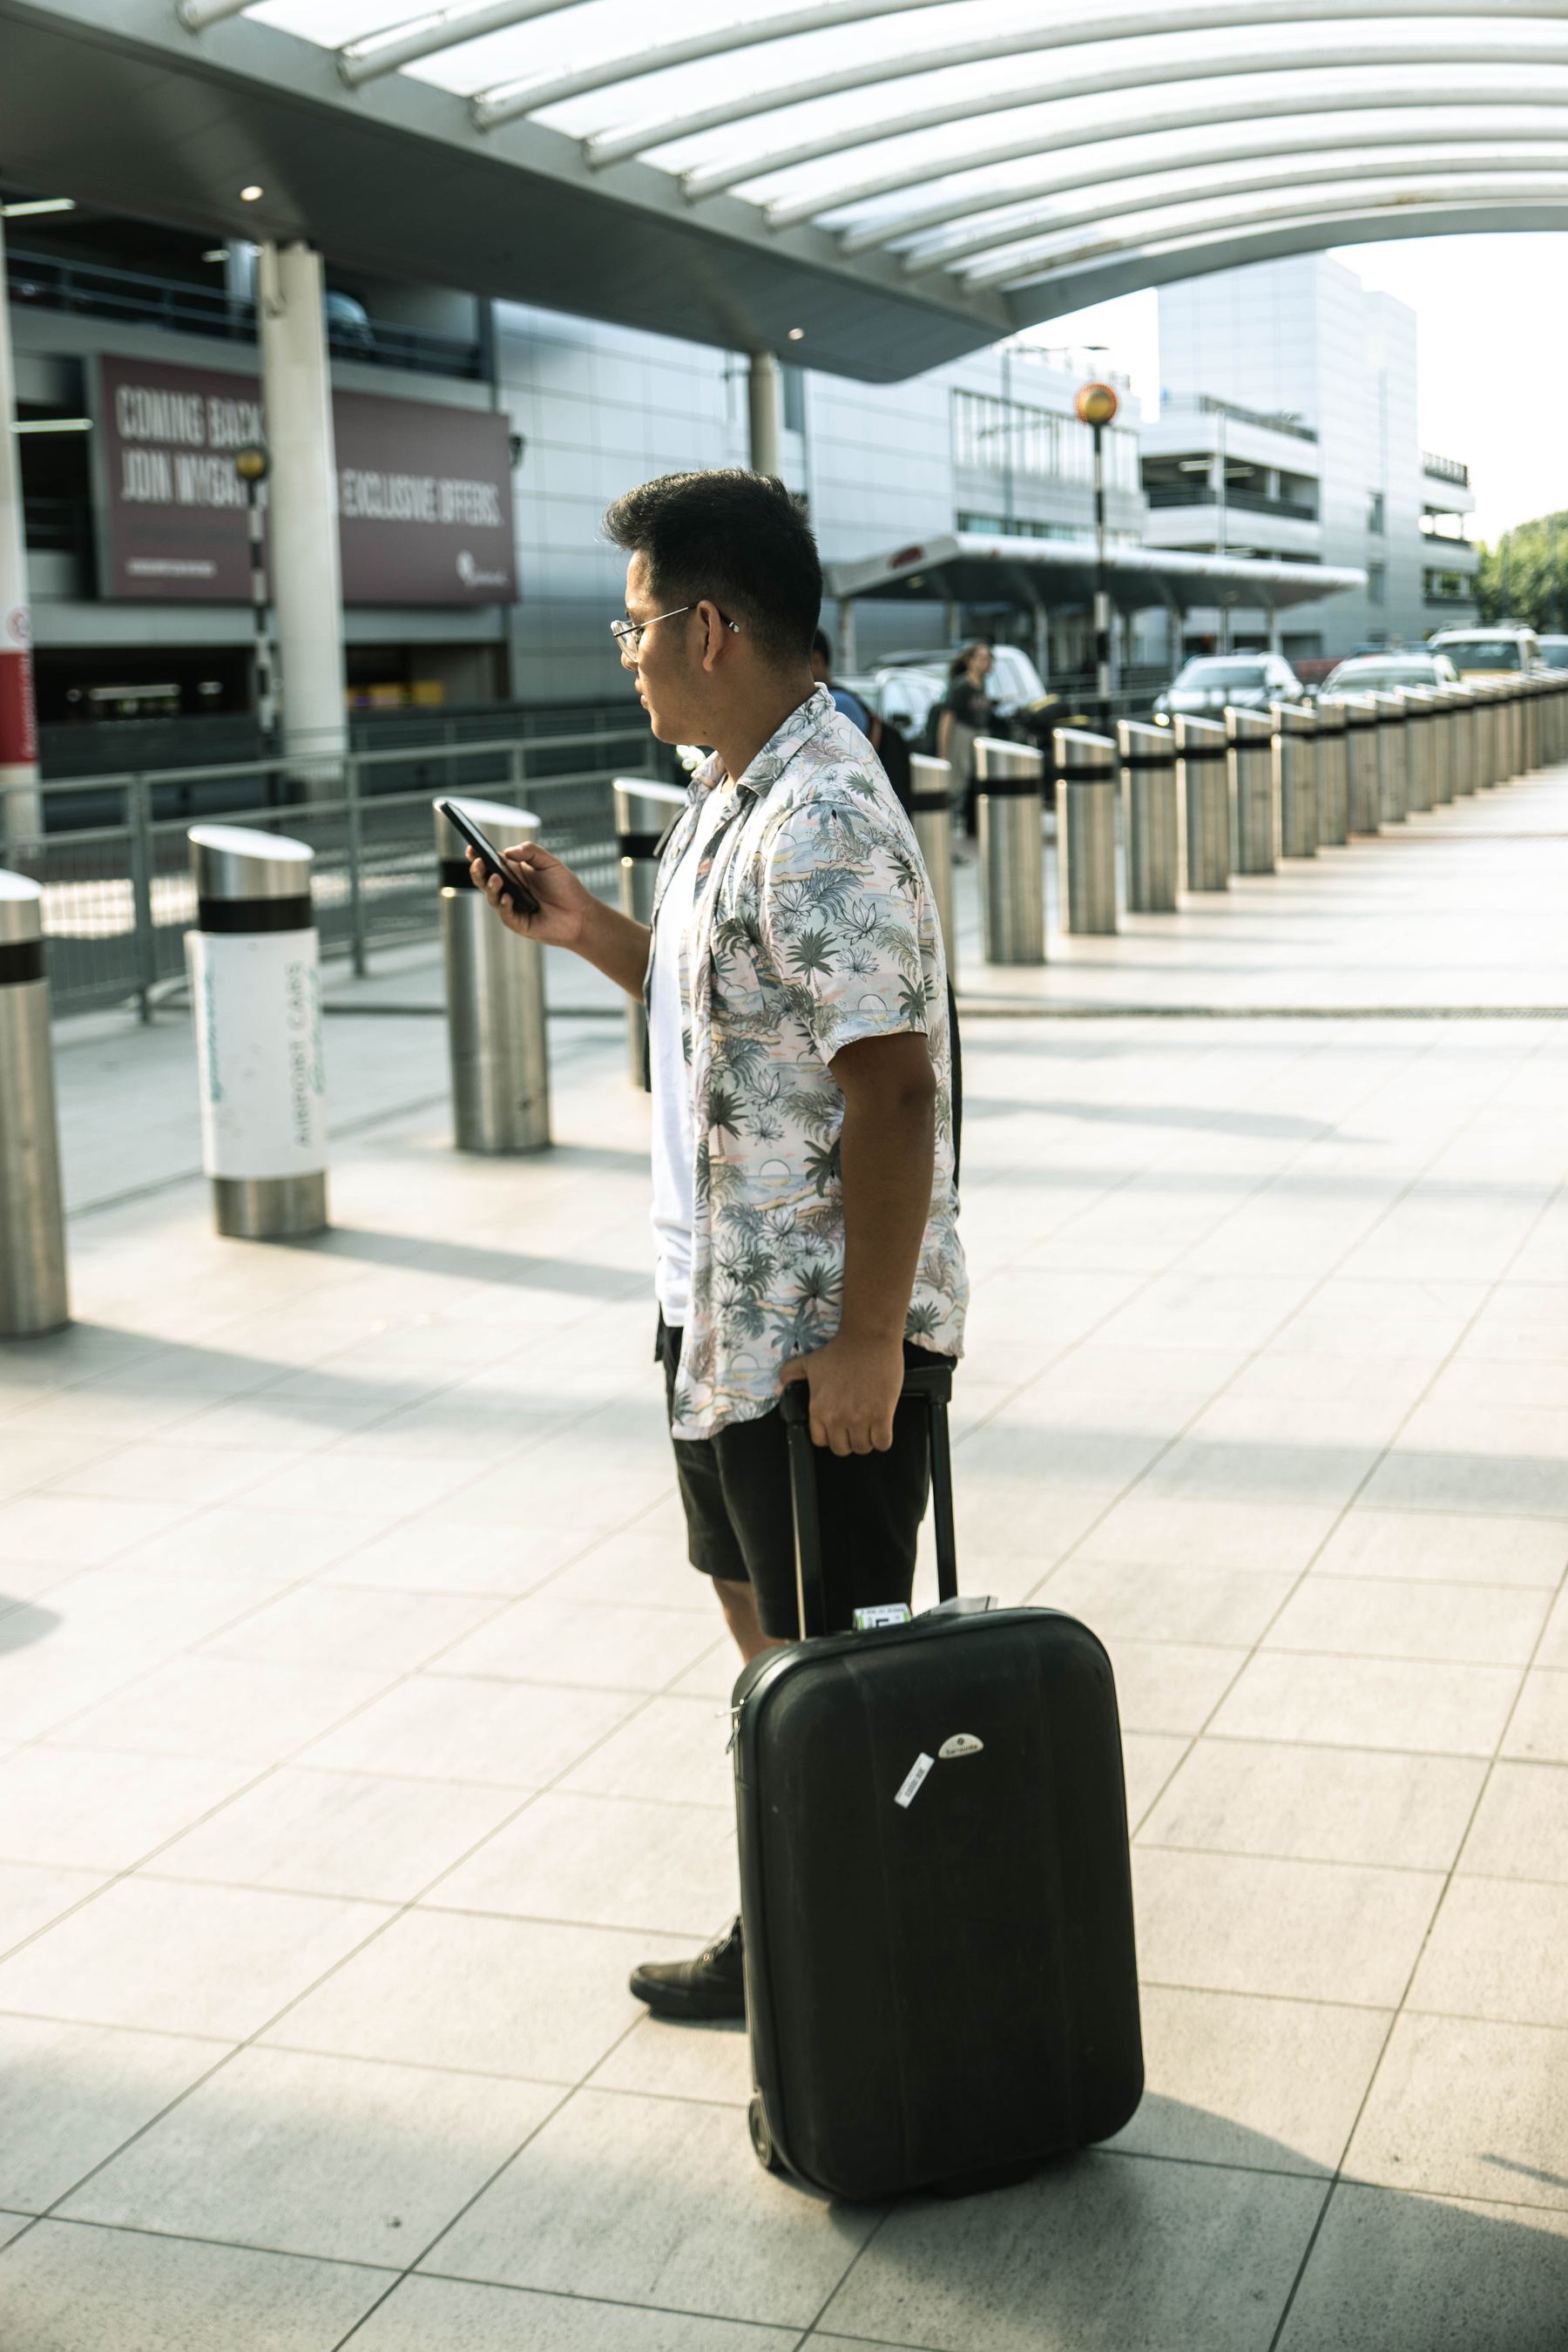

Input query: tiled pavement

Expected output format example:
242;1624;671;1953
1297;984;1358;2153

3;767;1568;2347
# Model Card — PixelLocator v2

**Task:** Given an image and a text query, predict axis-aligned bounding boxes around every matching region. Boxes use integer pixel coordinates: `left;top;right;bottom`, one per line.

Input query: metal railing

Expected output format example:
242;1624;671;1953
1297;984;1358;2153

6;249;485;381
1146;485;1320;522
1423;453;1471;488
1161;394;1318;443
0;723;659;1022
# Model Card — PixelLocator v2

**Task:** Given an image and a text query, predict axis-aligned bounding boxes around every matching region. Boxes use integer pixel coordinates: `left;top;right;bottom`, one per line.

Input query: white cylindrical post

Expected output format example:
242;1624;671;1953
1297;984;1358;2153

256;241;346;792
186;824;328;1238
0;213;41;850
0;872;68;1336
747;351;782;477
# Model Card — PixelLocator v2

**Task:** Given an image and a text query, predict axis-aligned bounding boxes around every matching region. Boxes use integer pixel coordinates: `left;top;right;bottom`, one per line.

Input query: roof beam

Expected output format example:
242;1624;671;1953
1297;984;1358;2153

679;44;1568;199
477;0;1568;134
840;112;1568;253
175;0;258;25
336;2;578;89
762;79;1568;226
997;184;1568;293
910;145;1568;276
1000;197;1568;324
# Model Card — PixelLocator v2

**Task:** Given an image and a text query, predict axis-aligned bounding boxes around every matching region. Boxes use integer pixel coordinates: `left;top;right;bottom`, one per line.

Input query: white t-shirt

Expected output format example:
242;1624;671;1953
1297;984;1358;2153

649;786;728;1327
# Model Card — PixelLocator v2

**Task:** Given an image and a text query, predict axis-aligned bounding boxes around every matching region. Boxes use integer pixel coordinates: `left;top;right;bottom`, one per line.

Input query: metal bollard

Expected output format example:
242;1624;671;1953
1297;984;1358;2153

613;778;688;1090
1504;686;1523;785
1052;728;1119;934
1175;713;1229;890
1119;720;1182;911
909;754;958;977
1397;689;1436;814
187;825;328;1239
1457;686;1476;794
1525;677;1544;774
1480;683;1505;787
1341;696;1382;833
0;872;68;1336
973;736;1046;963
1273;701;1318;858
1313;706;1348;845
1368;693;1409;823
435;798;551;1152
1425;687;1456;807
1227;706;1277;874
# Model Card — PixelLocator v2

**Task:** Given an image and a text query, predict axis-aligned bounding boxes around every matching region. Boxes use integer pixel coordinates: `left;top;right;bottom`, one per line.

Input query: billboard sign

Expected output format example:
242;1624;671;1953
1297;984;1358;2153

95;355;517;607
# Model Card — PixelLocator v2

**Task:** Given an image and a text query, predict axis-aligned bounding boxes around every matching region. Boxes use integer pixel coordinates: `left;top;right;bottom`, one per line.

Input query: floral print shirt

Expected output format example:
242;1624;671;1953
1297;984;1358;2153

650;685;967;1439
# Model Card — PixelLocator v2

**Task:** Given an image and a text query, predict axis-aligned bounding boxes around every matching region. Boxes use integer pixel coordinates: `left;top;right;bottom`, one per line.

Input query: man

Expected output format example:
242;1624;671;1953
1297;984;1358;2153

809;626;872;735
471;469;966;2019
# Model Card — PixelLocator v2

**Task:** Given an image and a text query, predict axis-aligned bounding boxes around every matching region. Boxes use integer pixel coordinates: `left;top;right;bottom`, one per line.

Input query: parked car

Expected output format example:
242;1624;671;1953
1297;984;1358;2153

1152;653;1307;724
1535;635;1568;672
1317;652;1461;700
1427;625;1542;678
851;644;1052;747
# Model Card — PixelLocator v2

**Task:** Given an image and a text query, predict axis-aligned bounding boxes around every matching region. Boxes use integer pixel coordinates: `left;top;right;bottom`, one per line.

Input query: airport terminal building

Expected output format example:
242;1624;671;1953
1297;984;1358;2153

10;210;1475;753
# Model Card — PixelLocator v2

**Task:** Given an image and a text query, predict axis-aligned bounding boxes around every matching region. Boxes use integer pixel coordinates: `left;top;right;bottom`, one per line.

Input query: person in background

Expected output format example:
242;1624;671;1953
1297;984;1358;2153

936;640;1002;837
809;627;873;735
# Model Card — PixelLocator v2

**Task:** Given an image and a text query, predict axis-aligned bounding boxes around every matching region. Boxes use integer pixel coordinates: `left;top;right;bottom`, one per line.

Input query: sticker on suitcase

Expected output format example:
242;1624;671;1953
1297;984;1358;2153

894;1753;935;1808
938;1733;984;1759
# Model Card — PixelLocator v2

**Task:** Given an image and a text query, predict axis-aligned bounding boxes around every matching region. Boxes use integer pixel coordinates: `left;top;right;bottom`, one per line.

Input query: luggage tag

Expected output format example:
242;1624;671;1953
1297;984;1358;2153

854;1602;913;1632
923;1595;997;1617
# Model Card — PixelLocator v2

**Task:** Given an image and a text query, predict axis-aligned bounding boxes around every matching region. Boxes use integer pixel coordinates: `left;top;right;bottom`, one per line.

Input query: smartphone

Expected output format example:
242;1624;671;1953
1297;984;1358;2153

436;799;541;917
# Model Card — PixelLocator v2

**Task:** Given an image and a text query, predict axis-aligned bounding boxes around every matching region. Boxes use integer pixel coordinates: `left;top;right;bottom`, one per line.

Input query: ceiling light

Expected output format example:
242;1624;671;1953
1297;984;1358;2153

1;197;77;218
12;417;92;434
787;327;804;341
240;184;263;202
202;247;227;262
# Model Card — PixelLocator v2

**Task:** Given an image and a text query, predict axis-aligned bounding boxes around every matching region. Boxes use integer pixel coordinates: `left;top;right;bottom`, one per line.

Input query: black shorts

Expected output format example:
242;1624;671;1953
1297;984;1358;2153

658;1317;943;1640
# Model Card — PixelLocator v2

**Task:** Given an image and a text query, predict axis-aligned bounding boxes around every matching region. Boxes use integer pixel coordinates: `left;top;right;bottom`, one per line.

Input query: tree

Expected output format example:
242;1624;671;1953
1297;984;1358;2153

1475;512;1568;632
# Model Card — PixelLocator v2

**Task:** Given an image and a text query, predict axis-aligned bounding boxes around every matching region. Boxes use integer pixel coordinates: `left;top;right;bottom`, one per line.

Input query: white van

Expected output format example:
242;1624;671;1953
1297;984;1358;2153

1428;625;1542;679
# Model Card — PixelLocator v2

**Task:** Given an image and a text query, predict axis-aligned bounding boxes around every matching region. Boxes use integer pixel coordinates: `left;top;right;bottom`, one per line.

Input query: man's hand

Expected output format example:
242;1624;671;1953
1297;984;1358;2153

470;842;595;949
781;1331;905;1456
470;846;652;1000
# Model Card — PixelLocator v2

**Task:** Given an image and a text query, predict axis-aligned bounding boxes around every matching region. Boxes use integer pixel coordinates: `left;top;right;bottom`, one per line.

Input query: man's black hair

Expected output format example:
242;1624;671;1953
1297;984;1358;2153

604;470;821;667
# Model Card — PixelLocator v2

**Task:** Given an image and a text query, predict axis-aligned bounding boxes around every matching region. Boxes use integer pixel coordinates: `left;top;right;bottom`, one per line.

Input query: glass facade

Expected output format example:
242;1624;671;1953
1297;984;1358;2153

952;391;1139;492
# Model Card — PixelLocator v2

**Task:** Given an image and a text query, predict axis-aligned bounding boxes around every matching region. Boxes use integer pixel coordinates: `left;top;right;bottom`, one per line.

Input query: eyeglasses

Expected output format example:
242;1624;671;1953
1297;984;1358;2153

611;605;740;658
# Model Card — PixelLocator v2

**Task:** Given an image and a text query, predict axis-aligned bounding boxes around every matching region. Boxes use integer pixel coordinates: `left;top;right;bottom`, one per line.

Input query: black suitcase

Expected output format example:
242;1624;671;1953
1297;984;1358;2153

732;1362;1143;2202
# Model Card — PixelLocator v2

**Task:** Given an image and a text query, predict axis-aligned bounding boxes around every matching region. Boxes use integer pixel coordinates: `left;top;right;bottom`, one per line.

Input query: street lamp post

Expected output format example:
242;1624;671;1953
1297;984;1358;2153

233;443;277;748
1077;380;1119;735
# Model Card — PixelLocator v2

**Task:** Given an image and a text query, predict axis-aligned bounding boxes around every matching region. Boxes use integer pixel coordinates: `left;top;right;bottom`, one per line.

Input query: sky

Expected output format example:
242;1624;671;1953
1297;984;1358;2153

1039;233;1568;547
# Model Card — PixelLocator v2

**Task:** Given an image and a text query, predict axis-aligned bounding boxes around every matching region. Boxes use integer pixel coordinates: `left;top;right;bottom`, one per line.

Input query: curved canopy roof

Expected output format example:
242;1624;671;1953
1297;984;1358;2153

5;1;1568;375
215;0;1568;298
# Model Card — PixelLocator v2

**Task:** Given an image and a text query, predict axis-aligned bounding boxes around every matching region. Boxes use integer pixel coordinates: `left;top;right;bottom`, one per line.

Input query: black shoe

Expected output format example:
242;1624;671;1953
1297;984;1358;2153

629;1916;746;2020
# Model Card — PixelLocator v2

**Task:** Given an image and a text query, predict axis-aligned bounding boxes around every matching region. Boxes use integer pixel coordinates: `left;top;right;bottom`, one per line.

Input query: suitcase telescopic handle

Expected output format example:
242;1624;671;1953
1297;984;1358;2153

779;1362;958;1639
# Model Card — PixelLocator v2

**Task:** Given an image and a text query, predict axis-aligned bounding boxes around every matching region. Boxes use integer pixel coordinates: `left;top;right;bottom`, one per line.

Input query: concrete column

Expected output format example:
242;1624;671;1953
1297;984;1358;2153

747;350;781;477
835;596;857;674
0;213;41;848
256;240;346;789
1031;602;1050;685
1266;608;1283;654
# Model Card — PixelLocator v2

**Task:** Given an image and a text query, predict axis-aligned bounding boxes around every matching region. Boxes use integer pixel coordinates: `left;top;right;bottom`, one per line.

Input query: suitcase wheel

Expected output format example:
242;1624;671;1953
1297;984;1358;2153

747;2094;781;2174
